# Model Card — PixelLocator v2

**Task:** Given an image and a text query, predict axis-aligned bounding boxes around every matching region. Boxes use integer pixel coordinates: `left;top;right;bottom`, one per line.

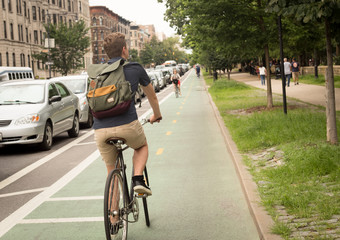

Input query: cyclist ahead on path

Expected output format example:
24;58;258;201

195;64;201;77
171;69;181;95
92;33;162;196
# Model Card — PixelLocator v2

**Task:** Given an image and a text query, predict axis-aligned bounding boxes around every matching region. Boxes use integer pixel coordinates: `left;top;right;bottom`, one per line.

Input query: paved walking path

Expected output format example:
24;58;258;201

230;73;340;111
0;71;263;239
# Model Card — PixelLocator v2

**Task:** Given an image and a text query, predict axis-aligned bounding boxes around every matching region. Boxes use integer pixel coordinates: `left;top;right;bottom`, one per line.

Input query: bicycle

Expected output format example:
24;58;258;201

172;79;180;98
103;119;151;240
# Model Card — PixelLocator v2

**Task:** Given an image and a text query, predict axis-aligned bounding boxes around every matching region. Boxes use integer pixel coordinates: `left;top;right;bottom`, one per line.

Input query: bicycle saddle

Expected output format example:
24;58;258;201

105;137;126;145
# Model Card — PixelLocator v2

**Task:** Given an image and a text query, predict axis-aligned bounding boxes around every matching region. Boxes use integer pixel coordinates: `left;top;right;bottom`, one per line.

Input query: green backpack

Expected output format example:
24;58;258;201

87;59;133;119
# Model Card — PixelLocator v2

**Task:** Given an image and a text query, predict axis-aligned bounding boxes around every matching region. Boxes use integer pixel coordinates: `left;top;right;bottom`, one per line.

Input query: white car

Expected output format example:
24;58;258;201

0;79;80;150
51;73;93;128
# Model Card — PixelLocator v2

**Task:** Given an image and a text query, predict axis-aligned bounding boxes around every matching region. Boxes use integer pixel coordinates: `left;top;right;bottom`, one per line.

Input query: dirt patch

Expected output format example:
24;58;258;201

227;105;301;115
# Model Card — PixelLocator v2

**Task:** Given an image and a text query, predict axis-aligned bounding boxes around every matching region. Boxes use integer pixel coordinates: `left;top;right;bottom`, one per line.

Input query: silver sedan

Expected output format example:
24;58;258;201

0;79;80;150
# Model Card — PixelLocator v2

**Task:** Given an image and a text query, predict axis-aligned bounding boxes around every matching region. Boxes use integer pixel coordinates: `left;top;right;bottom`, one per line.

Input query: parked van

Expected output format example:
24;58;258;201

0;67;34;81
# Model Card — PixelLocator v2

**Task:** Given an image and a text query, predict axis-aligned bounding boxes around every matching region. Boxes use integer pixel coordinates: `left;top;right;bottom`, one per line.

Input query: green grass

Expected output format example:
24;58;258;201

298;74;340;88
204;72;340;238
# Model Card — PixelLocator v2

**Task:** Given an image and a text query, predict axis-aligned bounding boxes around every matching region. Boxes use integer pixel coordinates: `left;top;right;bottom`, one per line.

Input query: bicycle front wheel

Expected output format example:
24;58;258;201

104;169;128;240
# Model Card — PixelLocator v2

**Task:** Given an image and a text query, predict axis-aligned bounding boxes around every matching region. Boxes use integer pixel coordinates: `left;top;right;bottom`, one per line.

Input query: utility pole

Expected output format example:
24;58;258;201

46;10;51;79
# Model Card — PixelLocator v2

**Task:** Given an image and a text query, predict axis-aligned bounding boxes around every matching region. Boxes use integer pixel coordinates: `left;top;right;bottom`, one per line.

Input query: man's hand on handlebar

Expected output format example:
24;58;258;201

149;115;162;124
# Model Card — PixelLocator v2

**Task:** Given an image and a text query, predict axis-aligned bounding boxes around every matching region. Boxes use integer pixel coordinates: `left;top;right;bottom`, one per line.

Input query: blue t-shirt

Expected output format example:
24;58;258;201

92;57;150;129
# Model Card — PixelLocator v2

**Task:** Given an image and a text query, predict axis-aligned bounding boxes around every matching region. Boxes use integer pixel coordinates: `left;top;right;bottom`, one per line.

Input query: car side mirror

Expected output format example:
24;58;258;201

49;95;62;104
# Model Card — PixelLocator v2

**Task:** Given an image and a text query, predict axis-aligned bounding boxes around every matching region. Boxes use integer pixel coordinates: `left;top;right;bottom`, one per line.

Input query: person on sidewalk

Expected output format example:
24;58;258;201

259;64;266;86
91;33;162;196
284;58;292;87
291;58;300;85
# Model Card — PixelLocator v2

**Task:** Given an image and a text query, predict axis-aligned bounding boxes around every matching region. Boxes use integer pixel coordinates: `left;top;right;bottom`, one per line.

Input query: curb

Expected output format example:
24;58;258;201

203;79;282;240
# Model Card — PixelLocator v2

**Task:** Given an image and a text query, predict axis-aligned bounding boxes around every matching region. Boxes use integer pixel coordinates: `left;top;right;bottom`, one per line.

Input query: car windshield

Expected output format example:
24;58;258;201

60;79;86;94
0;84;45;105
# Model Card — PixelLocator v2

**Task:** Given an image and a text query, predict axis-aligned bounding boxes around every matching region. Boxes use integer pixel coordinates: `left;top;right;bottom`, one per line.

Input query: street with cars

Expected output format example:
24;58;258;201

0;70;260;239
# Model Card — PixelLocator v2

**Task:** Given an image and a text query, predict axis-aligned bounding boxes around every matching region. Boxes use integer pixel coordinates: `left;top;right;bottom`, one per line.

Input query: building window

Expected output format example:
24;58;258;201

38;7;41;21
16;0;22;14
10;23;14;40
0;53;2;66
101;31;104;40
59;0;62;7
99;17;103;26
23;1;26;17
3;21;7;39
8;0;12;12
12;53;16;66
25;27;28;42
32;6;36;20
92;17;96;26
67;0;70;11
17;24;20;41
40;30;42;45
53;14;57;24
79;1;81;12
93;30;97;40
42;9;45;22
34;30;38;44
28;54;30;67
2;0;5;9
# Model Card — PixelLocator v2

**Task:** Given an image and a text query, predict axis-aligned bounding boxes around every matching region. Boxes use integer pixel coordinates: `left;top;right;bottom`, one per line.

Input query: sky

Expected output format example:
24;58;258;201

88;0;177;37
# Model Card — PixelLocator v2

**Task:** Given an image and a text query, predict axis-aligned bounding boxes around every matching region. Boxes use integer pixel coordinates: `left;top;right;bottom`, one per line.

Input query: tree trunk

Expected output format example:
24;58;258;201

265;44;273;108
325;18;338;144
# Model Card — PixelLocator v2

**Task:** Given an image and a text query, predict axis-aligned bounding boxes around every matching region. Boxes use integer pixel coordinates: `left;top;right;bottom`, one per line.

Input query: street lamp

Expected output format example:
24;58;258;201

46;10;52;79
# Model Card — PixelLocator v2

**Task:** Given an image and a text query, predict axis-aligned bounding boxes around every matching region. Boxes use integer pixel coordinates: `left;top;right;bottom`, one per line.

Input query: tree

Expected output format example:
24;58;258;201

160;0;278;108
33;20;90;76
268;0;339;144
129;49;140;63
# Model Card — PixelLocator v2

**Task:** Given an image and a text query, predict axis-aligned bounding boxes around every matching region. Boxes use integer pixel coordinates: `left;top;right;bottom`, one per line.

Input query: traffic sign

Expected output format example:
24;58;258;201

45;62;54;65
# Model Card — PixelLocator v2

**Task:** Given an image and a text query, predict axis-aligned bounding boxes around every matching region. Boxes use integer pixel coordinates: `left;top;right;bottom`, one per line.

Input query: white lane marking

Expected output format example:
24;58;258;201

47;196;103;201
76;141;96;146
0;150;100;238
20;217;103;224
0;188;48;198
0;130;94;191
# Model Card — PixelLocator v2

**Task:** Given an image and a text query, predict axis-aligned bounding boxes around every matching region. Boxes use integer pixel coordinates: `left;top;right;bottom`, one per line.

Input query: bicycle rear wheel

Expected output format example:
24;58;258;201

175;86;179;98
104;169;128;240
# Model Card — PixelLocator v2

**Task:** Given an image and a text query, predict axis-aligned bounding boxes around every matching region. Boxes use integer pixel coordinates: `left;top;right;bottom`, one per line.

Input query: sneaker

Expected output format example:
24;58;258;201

133;178;152;196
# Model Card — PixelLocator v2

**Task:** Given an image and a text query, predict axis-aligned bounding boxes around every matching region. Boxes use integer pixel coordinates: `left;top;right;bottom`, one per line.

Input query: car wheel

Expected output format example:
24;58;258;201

68;114;80;138
84;111;93;128
39;122;53;151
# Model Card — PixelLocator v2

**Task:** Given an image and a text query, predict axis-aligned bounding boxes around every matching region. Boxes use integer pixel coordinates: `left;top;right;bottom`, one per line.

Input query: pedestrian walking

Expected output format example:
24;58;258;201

259;64;266;86
291;58;300;85
284;58;292;87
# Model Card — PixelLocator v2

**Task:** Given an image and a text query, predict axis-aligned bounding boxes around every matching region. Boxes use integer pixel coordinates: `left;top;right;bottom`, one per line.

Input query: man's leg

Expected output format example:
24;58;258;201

132;144;148;176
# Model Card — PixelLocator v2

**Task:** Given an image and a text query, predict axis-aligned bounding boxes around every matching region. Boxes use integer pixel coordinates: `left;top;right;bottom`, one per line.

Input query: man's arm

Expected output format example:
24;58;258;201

141;83;162;123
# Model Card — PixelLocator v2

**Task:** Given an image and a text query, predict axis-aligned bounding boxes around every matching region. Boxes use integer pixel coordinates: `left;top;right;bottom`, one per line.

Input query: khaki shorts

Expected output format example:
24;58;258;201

94;120;147;166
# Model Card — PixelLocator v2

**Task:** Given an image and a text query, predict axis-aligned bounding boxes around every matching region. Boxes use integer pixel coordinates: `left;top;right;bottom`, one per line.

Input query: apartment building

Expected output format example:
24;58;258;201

129;24;150;55
90;6;130;64
138;24;155;42
0;0;91;78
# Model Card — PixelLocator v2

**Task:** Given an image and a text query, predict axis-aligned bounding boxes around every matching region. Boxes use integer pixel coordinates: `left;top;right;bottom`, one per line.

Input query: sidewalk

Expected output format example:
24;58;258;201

0;71;266;239
230;73;340;111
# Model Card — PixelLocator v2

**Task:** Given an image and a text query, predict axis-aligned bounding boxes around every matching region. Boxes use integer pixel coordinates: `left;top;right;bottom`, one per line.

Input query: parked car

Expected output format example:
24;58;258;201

161;69;172;84
0;79;80;150
50;73;93;128
147;72;160;92
153;70;167;89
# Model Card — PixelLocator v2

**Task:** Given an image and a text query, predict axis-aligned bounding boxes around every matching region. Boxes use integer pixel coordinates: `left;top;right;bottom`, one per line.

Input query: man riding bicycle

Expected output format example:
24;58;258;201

92;33;162;196
171;69;181;96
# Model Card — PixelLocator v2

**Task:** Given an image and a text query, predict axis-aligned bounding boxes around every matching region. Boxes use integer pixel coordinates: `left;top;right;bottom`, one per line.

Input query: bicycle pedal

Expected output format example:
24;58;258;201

135;193;148;198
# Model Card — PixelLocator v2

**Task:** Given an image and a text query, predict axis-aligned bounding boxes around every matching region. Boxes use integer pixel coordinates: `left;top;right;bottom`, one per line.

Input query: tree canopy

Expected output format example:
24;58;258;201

33;20;90;76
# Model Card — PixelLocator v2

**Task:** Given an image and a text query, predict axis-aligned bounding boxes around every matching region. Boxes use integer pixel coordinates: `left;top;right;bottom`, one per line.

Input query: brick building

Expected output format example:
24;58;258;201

138;24;155;42
129;24;150;55
0;0;92;78
90;6;130;64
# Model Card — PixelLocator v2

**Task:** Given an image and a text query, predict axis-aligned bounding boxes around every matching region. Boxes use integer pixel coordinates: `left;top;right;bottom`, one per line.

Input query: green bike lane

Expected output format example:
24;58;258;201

0;70;260;240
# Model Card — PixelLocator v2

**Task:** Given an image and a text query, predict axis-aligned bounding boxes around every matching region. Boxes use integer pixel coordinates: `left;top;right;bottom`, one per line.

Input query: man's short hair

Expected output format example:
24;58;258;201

284;58;287;61
103;33;126;59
